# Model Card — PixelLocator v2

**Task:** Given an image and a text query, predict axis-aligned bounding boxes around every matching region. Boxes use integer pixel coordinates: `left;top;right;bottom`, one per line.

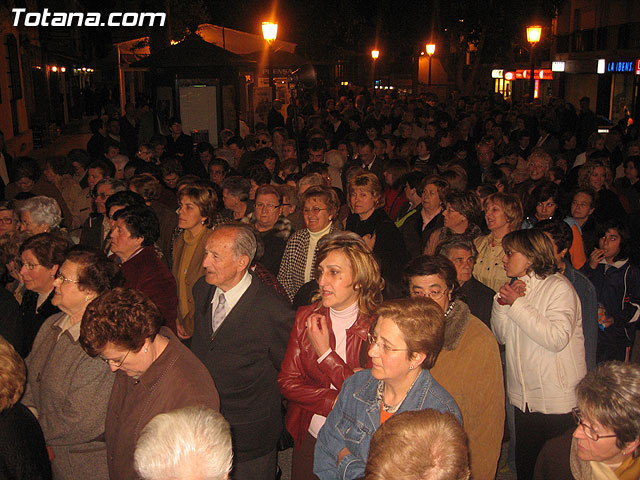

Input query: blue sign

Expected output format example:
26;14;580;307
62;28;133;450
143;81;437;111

607;61;634;73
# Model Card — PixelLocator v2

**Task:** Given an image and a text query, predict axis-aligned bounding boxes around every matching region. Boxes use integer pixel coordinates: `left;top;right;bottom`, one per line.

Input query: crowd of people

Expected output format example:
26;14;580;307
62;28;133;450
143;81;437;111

1;87;640;480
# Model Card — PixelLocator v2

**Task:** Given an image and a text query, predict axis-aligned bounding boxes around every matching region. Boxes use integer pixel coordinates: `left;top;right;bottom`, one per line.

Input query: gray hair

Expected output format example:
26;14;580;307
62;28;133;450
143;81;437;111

17;196;62;229
213;223;257;265
94;177;127;194
134;407;232;480
435;235;478;259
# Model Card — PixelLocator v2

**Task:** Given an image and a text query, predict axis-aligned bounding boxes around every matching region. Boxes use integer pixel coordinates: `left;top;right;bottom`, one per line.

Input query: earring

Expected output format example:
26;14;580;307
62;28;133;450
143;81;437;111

85;295;90;302
409;365;414;370
144;347;148;353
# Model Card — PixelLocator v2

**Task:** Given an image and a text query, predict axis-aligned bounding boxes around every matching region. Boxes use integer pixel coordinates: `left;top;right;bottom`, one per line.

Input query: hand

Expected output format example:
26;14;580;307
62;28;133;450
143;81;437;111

362;233;376;251
176;322;191;339
589;248;605;269
307;313;331;357
498;281;526;306
337;447;351;465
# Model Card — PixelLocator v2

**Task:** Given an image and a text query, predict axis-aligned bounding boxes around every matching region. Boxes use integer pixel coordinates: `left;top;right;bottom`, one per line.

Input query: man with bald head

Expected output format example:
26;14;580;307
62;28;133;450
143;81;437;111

191;223;294;480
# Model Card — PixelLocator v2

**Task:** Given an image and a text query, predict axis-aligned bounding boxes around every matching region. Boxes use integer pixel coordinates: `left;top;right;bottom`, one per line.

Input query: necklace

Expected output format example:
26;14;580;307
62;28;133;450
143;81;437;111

376;372;421;413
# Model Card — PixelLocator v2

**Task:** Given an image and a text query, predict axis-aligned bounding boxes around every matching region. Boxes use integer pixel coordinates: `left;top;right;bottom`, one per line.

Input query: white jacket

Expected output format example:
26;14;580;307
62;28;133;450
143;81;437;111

491;273;587;414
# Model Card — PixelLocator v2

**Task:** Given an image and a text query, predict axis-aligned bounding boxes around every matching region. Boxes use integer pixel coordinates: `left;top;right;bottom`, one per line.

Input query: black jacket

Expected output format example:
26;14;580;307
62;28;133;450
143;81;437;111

191;273;295;462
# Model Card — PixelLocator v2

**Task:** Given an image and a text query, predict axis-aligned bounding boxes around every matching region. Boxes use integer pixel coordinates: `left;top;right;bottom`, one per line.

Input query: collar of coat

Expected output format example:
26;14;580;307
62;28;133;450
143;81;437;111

442;300;470;351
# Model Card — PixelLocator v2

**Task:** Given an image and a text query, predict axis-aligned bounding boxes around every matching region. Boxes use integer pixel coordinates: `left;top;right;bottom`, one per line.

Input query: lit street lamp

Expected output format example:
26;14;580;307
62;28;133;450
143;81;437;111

262;21;278;100
371;49;379;96
526;25;542;102
426;43;436;85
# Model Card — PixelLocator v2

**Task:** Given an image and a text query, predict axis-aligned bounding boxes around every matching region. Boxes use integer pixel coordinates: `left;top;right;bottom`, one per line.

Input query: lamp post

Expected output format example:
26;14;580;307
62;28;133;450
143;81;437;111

371;49;379;97
526;25;542;102
262;21;278;101
426;43;436;86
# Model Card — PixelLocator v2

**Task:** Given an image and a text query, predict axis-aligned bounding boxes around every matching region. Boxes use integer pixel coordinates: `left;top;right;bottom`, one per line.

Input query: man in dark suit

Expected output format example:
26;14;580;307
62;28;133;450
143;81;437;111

191;223;294;480
357;138;385;186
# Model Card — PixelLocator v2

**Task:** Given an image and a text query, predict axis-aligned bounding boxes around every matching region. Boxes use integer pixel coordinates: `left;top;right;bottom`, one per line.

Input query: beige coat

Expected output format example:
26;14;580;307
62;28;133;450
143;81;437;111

430;301;505;480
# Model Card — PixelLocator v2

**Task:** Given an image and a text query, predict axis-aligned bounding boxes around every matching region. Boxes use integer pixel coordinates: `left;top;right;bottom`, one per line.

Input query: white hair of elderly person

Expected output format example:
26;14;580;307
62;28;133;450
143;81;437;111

134;406;233;480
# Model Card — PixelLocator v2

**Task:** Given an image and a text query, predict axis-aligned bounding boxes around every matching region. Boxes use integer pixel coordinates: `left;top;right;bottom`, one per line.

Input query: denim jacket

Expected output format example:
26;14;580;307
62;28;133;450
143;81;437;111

313;369;461;480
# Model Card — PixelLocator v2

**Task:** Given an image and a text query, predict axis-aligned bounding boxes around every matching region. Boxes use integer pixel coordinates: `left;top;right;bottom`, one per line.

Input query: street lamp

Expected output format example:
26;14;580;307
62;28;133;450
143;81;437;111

526;25;542;102
371;49;379;96
262;21;278;100
426;43;436;85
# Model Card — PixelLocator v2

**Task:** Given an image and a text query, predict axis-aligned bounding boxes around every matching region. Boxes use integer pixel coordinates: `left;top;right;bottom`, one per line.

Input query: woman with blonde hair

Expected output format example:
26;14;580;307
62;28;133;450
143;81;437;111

279;231;383;479
492;228;586;480
278;186;340;301
473;192;523;291
345;172;409;298
577;160;624;225
0;335;51;479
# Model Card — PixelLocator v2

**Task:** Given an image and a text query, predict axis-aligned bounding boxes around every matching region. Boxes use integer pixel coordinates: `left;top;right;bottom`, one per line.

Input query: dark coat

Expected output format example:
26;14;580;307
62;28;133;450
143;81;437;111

191;273;295;462
458;276;496;328
105;327;219;480
79;213;108;251
0;287;22;354
400;207;444;259
345;208;410;298
0;403;52;480
117;246;178;335
165;132;193;162
19;290;59;358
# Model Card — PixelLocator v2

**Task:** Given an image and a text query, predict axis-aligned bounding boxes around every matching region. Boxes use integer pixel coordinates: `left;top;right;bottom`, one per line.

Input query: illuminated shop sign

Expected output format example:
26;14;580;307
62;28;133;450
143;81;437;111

607;61;634;73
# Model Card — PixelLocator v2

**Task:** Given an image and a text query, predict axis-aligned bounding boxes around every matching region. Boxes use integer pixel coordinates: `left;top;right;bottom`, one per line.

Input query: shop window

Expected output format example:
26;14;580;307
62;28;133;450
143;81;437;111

582;29;594;51
6;35;22;101
596;27;608;50
556;34;569;53
617;23;630;49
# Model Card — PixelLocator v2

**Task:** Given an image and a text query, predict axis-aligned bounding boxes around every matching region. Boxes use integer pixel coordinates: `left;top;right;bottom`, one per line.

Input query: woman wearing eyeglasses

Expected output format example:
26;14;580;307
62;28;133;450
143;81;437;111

278;186;340;301
405;254;504;480
313;297;461;480
0;200;17;237
21;247;123;479
492;229;587;480
18;232;70;357
79;287;220;480
534;361;640;480
278;232;383;479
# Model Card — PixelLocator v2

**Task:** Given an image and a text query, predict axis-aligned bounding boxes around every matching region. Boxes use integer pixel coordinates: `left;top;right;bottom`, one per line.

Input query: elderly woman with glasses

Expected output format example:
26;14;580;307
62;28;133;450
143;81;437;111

18;233;70;357
405;254;504;480
278;186;340;302
534;361;640;480
313;297;461;480
79;287;220;480
21;247;123;479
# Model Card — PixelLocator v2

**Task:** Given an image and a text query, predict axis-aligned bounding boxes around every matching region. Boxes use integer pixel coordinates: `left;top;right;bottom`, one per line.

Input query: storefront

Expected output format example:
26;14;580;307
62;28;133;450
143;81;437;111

596;58;640;125
492;68;554;102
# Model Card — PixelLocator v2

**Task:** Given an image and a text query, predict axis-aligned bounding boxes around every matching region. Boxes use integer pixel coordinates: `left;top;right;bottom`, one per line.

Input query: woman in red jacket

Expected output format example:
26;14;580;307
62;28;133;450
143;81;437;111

278;231;383;479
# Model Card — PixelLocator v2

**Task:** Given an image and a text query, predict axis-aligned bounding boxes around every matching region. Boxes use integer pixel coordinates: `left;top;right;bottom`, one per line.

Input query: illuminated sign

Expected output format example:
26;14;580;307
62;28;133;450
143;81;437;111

492;69;504;78
597;59;606;74
636;59;640;75
516;69;553;80
552;61;565;72
504;71;515;80
607;61;634;73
